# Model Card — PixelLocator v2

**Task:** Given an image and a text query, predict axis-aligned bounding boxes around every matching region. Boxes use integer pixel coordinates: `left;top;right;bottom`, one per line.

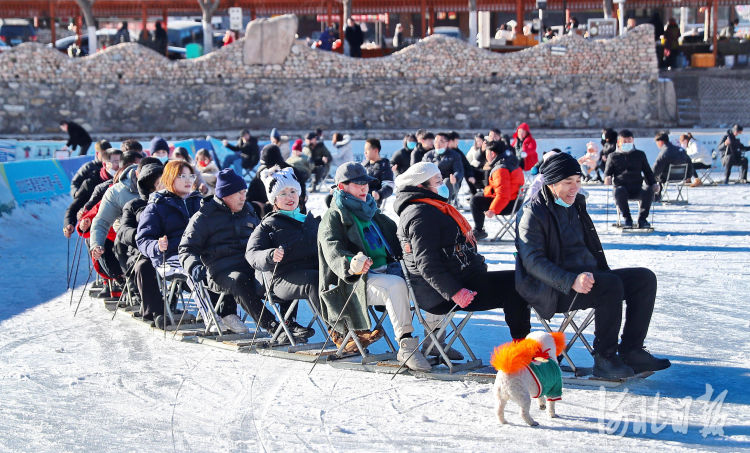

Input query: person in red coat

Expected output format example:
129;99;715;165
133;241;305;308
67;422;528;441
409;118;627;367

470;141;525;240
511;123;538;171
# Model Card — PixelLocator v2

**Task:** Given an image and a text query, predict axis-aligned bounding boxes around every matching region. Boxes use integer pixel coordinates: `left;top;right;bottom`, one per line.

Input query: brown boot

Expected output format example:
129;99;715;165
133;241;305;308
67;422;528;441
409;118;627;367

690;178;702;187
329;329;359;354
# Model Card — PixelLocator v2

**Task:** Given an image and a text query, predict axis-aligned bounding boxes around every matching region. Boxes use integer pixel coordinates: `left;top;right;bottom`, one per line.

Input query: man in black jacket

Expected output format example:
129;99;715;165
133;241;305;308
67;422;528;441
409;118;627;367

223;129;259;173
422;133;464;200
515;152;670;380
362;138;394;208
63;147;117;238
60;120;93;156
409;132;434;166
652;131;693;199
303;132;332;192
69;140;111;196
179;169;283;335
604;130;658;229
717;124;749;184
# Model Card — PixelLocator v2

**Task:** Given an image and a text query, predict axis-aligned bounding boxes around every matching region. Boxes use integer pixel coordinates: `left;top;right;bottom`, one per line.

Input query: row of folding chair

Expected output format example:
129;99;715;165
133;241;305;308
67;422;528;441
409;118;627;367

532;306;595;376
660;163;689;205
490;184;528;242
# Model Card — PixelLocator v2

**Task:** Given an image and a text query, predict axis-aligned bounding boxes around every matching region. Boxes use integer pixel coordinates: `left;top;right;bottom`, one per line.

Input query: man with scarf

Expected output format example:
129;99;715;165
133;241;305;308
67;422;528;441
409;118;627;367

394;162;531;354
515;152;670;380
318;162;431;372
469;141;525;240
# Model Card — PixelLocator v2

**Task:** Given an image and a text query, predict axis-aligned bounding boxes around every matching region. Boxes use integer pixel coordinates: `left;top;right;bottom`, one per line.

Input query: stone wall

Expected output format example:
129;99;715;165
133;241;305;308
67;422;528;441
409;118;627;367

0;21;670;135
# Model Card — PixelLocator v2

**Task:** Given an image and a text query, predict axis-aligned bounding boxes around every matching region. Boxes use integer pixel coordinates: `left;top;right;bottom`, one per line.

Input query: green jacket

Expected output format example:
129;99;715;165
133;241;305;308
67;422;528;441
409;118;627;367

317;201;400;333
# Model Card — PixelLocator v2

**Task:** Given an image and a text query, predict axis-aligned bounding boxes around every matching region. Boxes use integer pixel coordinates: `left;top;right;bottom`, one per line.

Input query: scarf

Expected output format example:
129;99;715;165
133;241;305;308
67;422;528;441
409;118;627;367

334;189;378;222
412;197;476;247
278;207;307;223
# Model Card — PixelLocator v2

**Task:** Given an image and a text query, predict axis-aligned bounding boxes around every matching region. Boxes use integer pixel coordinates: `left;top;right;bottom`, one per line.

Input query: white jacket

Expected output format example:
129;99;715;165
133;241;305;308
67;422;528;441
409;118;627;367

331;135;354;167
685;139;712;166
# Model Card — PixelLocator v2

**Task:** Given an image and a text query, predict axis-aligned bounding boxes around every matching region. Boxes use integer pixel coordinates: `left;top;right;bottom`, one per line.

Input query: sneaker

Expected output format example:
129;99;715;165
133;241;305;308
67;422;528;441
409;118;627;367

222;314;249;334
286;320;315;339
593;352;635;379
620;347;671;374
638;219;651;229
397;336;432;372
472;229;488;241
208;316;228;334
96;286;111;299
623;218;633;228
421;332;464;361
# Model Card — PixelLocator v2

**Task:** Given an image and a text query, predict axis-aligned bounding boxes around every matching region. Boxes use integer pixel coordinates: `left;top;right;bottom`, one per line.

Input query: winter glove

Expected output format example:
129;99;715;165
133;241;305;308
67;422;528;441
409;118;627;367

349;252;370;275
451;288;476;308
191;265;207;284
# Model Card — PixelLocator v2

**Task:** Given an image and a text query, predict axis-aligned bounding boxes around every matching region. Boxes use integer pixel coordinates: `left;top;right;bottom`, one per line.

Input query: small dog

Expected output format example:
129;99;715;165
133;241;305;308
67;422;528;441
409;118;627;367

491;331;565;426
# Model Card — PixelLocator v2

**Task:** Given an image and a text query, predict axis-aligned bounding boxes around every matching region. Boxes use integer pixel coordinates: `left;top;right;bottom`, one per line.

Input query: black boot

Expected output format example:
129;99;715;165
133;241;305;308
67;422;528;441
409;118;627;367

619;347;671;374
153;314;173;330
593;352;635;379
286;320;315;339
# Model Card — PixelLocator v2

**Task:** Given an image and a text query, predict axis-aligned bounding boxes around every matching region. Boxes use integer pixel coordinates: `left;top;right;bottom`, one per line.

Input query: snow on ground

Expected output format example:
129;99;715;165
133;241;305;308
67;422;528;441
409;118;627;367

0;182;749;452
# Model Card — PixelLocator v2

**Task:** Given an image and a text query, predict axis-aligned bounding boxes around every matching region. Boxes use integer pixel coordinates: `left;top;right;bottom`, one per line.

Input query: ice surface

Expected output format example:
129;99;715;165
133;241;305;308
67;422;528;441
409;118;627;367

0;182;748;452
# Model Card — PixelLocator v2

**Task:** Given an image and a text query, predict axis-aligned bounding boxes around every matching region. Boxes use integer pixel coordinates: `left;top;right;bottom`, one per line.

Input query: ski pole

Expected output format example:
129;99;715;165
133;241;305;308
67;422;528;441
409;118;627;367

67;234;81;289
112;256;139;321
68;241;86;307
73;266;94;317
308;280;359;375
391;303;461;379
162;250;168;339
66;236;70;290
250;246;283;348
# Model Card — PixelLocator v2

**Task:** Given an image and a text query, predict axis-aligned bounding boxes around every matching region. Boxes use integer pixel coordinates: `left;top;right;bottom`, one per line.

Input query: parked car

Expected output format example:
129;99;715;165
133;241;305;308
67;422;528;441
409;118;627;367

0;19;37;46
432;26;464;41
51;29;136;56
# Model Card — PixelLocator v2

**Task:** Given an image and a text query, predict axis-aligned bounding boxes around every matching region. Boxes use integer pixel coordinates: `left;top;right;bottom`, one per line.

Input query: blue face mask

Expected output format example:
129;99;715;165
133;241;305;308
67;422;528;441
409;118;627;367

554;198;572;208
156;155;168;164
620;142;634;152
436;148;446;155
406;141;417;150
437;184;450;199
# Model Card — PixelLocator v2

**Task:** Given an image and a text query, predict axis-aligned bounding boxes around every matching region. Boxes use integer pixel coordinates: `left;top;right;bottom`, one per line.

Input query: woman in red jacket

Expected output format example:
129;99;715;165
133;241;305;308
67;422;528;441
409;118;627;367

511;123;538;171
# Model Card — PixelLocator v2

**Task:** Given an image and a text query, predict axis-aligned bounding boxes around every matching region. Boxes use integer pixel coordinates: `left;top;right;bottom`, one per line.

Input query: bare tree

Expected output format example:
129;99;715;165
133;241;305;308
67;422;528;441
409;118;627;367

74;0;97;53
198;0;219;53
603;0;614;19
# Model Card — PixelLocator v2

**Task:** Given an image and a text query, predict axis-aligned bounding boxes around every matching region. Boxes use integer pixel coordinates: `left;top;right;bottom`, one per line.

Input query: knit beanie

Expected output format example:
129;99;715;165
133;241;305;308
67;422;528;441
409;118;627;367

539;152;582;184
215;168;247;198
261;166;301;204
149;136;169;155
292;139;303;152
395;162;441;190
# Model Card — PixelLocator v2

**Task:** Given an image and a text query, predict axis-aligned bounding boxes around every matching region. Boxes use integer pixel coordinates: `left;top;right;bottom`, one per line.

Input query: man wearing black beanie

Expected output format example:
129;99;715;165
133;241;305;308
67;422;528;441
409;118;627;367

514;152;670;380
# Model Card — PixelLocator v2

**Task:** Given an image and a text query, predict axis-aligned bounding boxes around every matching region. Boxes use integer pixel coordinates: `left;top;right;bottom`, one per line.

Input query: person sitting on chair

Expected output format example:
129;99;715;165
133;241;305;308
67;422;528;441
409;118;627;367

515;152;671;379
604;129;658;229
422;133;464;202
318;162;431;372
179;169;280;335
678;133;711;187
716;124;749;184
362;138;394;208
245;167;320;339
222;129;260;175
136;160;202;328
303;132;332;192
394;162;532;355
652;131;693;200
469;141;525;240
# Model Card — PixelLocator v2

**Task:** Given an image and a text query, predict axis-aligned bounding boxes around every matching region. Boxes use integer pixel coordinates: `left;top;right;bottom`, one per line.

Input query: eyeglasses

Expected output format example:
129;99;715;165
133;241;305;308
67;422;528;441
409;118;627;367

177;174;197;181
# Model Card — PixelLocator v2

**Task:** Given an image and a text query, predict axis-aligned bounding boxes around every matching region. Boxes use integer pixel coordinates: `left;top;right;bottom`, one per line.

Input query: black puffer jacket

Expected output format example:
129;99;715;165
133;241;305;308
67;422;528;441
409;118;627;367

136;190;203;267
394;186;485;311
717;129;750;165
514;186;609;320
604;148;656;191
245;211;320;285
652;141;693;183
410;144;430;166
116;164;163;268
423;149;465;181
390;147;411;176
70;159;101;196
84;180;111;212
226;136;260;170
179;196;261;278
64;166;110;228
363;158;394;200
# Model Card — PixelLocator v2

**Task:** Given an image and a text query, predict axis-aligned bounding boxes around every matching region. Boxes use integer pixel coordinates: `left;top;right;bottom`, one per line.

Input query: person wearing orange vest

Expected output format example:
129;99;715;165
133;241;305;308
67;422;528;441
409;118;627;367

470;141;525;241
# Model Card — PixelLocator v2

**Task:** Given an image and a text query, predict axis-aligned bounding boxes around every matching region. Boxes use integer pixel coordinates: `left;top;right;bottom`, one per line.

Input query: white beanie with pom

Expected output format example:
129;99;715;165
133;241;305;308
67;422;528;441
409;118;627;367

260;166;301;204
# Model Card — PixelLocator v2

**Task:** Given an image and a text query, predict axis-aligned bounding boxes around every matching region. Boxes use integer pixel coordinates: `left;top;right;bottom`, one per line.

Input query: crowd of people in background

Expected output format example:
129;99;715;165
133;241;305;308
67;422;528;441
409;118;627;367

59;120;750;378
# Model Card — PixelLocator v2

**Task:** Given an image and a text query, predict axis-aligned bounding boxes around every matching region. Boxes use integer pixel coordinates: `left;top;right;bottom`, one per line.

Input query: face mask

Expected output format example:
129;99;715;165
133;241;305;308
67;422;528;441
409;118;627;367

157;156;168;164
406;141;417;150
437;184;450;199
554;198;572;208
620;143;634;152
106;167;116;176
436;148;446;155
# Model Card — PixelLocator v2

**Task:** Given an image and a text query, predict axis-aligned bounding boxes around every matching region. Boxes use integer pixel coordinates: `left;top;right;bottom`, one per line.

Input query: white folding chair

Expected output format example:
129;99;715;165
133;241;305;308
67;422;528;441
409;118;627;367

661;163;689;204
532;307;595;376
491;185;527;241
399;260;482;373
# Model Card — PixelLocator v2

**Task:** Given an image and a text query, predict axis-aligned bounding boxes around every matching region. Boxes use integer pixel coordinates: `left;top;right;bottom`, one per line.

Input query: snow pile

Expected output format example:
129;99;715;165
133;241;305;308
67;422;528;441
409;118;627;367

0;185;749;451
